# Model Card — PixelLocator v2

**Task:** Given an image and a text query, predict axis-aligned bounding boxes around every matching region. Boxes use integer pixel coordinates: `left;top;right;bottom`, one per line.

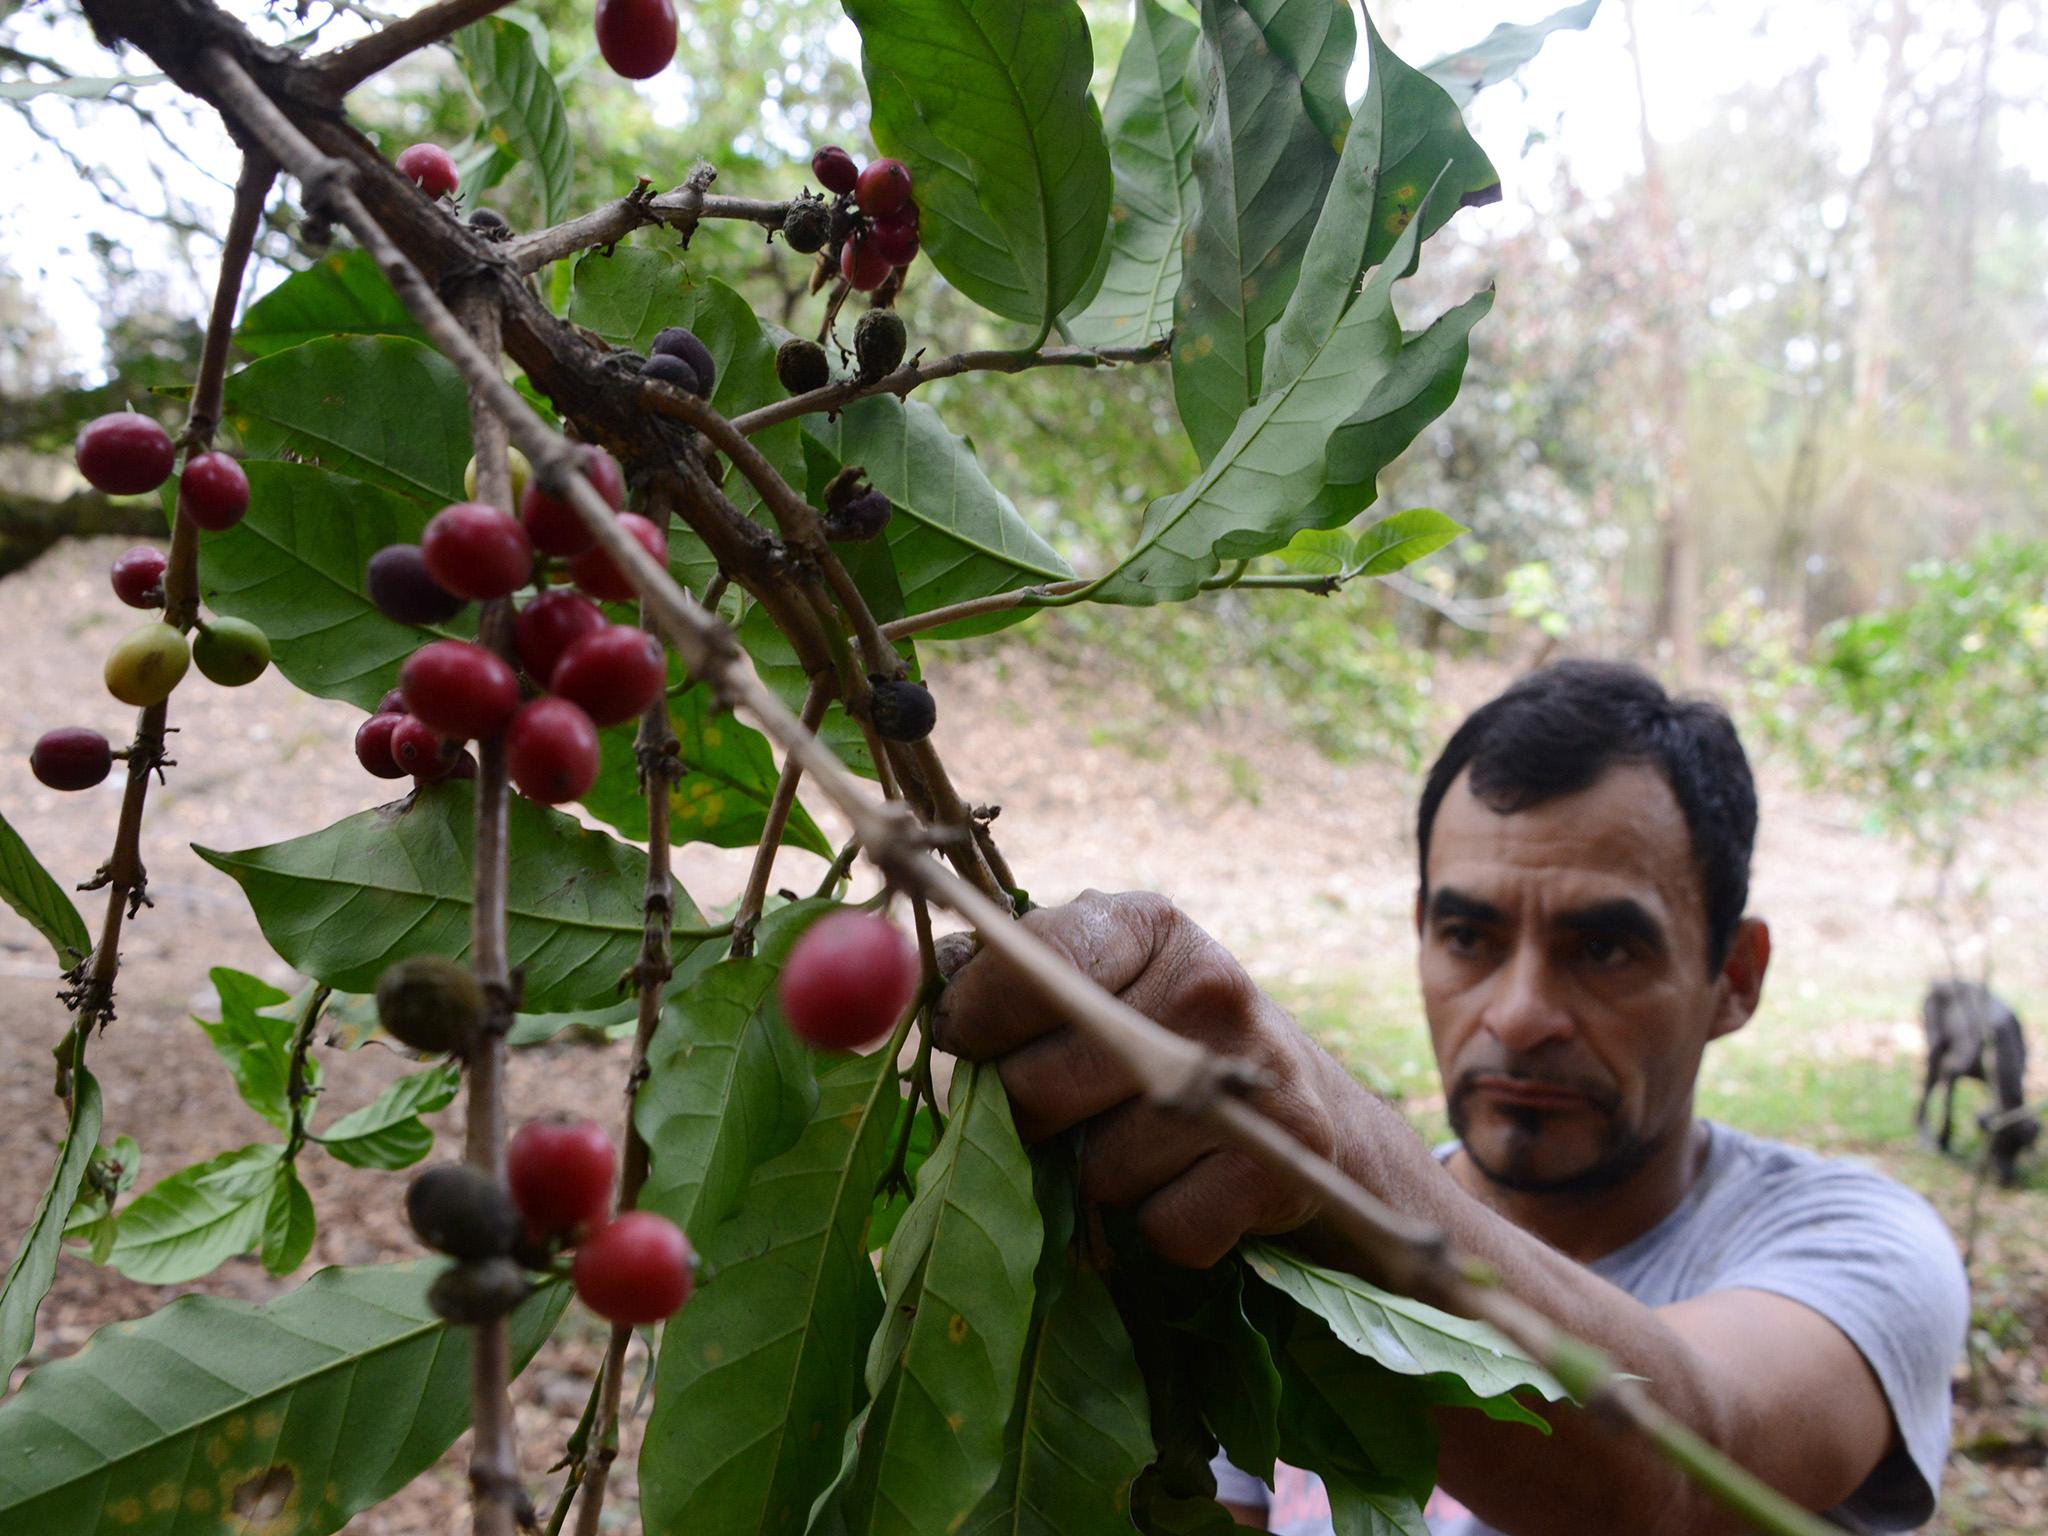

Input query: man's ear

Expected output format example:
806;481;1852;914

1710;916;1771;1042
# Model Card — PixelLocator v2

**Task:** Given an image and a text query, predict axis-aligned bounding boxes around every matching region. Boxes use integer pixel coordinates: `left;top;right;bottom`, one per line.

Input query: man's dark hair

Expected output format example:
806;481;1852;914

1416;661;1759;970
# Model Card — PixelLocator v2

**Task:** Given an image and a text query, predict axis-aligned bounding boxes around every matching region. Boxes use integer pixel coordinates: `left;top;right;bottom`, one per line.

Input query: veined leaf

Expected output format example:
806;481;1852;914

1422;0;1602;107
194;783;711;1014
0;810;89;968
233;249;423;357
193;967;309;1132
108;1142;283;1285
221;335;471;506
633;957;818;1245
0;1065;101;1385
1062;0;1199;350
845;0;1113;336
1171;0;1348;462
260;1161;317;1276
454;17;573;223
639;1051;903;1536
0;1264;567;1535
317;1062;462;1170
735;605;879;780
1350;508;1465;577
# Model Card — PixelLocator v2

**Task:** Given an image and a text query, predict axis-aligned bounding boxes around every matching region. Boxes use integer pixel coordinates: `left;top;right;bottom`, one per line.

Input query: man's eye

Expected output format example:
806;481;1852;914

1443;923;1482;954
1582;936;1629;968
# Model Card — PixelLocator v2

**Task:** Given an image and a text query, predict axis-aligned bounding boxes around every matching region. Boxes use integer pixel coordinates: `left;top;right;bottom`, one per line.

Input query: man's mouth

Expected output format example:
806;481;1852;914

1472;1076;1589;1110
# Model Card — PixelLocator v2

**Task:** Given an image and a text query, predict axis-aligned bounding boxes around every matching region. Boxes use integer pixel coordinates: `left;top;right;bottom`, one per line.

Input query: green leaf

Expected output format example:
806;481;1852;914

455;17;573;223
0;810;89;969
317;1063;462;1170
192;968;302;1132
1242;1243;1563;1424
108;1142;283;1285
640;1050;904;1536
831;1065;1041;1536
65;1133;140;1267
1349;507;1465;578
1182;1261;1283;1482
233;249;424;357
736;605;878;779
1062;0;1200;350
845;0;1113;336
634;957;819;1244
0;1067;101;1385
1171;0;1350;462
261;1161;317;1275
1239;0;1356;146
221;335;471;506
0;1264;568;1534
1421;0;1602;107
806;396;1075;637
194;783;710;1014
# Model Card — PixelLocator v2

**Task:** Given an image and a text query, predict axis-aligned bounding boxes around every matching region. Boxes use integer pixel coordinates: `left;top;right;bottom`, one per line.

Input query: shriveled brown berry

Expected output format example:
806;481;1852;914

776;337;832;395
868;676;935;742
429;1257;531;1325
377;953;486;1055
782;193;832;254
406;1164;520;1260
853;308;908;382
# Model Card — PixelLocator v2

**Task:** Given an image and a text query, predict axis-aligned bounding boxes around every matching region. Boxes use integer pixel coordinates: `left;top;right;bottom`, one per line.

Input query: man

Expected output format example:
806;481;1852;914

937;661;1969;1536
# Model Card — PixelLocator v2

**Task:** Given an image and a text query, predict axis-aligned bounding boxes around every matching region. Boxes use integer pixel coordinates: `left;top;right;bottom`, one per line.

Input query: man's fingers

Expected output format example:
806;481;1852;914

1078;1099;1220;1207
995;1027;1141;1143
1135;1150;1274;1270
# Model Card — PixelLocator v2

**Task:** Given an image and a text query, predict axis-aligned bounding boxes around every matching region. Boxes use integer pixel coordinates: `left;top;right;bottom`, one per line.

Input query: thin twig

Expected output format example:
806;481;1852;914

313;0;515;94
505;178;787;274
281;985;331;1160
730;680;831;959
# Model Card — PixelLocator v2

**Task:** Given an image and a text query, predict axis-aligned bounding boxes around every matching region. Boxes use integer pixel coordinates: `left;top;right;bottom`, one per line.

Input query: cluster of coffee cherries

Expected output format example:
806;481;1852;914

28;412;273;795
780;146;921;295
356;389;705;804
377;953;692;1326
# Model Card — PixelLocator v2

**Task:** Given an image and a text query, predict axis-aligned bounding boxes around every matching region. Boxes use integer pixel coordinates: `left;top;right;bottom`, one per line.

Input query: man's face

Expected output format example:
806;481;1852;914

1417;762;1758;1196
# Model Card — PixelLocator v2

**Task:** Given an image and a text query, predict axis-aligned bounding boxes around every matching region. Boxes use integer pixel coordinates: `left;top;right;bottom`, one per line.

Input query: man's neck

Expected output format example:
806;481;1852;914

1447;1117;1711;1264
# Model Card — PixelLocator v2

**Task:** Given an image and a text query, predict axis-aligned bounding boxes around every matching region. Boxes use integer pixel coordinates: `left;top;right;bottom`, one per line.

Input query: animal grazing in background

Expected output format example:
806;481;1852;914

1917;979;2040;1187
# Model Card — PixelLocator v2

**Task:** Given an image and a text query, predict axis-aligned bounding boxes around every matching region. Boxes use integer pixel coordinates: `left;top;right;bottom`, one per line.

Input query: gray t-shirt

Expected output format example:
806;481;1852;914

1212;1120;1970;1535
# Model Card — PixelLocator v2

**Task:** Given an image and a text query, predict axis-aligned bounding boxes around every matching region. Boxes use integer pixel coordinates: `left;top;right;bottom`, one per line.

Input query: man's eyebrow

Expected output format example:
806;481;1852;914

1428;889;1504;926
1557;898;1667;952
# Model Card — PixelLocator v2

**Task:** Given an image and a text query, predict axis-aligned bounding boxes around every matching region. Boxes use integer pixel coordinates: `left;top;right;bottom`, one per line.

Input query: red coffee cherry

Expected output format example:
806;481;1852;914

366;545;467;627
812;145;859;196
179;452;250;531
30;728;113;792
594;0;678;79
869;215;919;267
840;233;892;292
505;697;600;805
566;512;665;603
109;546;167;609
391;715;462;781
855;158;913;218
572;1212;693;1325
355;713;409;779
422;502;535;601
75;412;175;496
396;143;460;199
400;639;520;741
514;590;607;685
777;910;921;1051
507;1118;617;1236
519;446;625;557
549;625;665;727
378;687;408;714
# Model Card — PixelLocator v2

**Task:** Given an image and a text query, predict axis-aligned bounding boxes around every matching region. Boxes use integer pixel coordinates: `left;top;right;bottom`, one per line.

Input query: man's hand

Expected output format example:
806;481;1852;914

934;889;1346;1268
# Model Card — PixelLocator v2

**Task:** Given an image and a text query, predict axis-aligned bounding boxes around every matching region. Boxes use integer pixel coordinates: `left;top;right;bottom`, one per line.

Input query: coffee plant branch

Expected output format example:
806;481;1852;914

311;0;515;94
506;181;791;274
730;680;833;961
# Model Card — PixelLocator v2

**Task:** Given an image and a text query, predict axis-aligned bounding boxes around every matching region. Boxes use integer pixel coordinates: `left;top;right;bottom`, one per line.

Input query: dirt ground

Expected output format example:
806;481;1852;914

1;538;2042;1533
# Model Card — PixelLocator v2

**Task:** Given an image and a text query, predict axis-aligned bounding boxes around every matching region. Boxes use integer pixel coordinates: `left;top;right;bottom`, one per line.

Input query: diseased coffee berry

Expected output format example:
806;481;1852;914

391;715;461;781
650;327;716;397
467;207;511;241
840;233;891;292
508;1118;617;1235
430;1257;532;1325
782;193;832;255
110;546;167;609
104;624;190;707
550;625;665;727
868;214;919;267
853;308;908;381
179;452;250;531
641;352;701;393
422;502;535;601
377;953;486;1055
75;412;175;496
367;545;466;627
396;143;459;199
355;712;408;779
572;1212;692;1325
515;589;606;685
520;446;625;557
31;728;113;792
811;145;859;196
775;337;832;395
855;158;913;218
869;676;935;742
506;697;600;805
191;616;271;687
401;639;520;741
464;446;532;504
826;488;892;543
568;512;666;603
407;1163;521;1260
778;909;921;1051
594;0;677;78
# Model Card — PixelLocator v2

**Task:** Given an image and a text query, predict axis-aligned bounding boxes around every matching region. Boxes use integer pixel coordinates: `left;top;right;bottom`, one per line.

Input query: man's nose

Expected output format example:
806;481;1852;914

1481;944;1575;1054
